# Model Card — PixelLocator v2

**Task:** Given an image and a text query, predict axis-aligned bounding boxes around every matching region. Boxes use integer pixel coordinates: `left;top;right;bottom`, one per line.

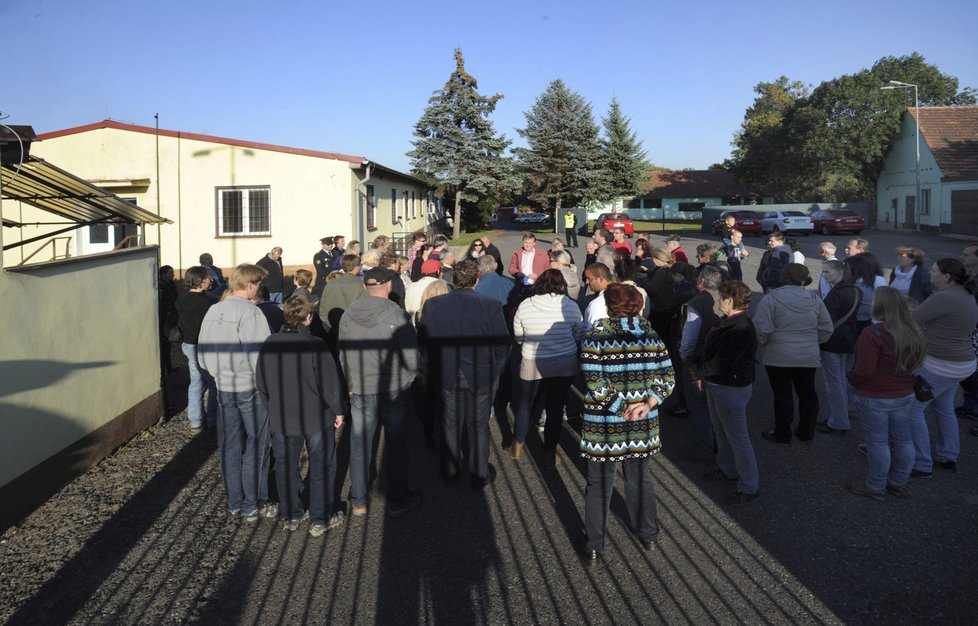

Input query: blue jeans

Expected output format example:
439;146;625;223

683;357;716;458
269;292;283;304
584;456;658;553
217;390;270;514
820;351;854;430
349;391;410;508
273;429;335;524
854;393;914;489
705;383;759;495
441;373;494;485
181;343;217;428
908;366;966;471
514;376;574;450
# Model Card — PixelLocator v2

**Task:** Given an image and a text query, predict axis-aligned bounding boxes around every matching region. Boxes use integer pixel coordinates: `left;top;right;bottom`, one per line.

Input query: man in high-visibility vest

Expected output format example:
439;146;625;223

564;209;579;248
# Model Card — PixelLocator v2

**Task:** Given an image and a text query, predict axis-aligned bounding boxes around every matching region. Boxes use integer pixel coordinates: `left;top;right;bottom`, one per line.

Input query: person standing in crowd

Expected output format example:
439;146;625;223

818;242;838;298
474;255;516;308
907;258;978;475
419;260;510;490
677;265;724;460
957;244;978;423
256;297;346;535
506;269;583;467
339;268;422;518
291;269;313;302
583;240;599;274
464;239;487;262
756;233;791;293
583;263;614;327
439;249;457;286
691;280;760;505
845;238;869;257
549;237;574;266
844;253;887;336
256;247;285;303
890;247;932;303
158;265;178;375
665;234;689;265
198;264;275;524
199;253;227;300
577;283;674;563
509;232;549;292
253;286;285;334
817;260;862;435
371;235;391;253
611;227;632;257
753;264;833;444
406;259;443;323
787;238;805;264
564;208;579;248
592;228;611;249
407;231;427;265
550;251;581;301
379;251;406;309
330;235;347;271
723;230;749;281
846;287;926;501
481;235;504;276
313;236;335;296
177;266;218;433
318;254;364;347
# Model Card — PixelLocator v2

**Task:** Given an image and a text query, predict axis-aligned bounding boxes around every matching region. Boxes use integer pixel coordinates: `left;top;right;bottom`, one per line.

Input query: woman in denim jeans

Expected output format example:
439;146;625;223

846;287;926;500
176;266;217;431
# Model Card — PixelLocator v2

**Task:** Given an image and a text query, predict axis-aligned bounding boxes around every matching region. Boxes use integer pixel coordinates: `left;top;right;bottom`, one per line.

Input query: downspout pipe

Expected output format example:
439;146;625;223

354;161;372;244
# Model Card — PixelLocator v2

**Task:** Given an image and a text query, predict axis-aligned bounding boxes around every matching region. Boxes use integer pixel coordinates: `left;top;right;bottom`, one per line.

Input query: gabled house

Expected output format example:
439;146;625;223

19;120;436;273
609;169;773;220
876;106;978;233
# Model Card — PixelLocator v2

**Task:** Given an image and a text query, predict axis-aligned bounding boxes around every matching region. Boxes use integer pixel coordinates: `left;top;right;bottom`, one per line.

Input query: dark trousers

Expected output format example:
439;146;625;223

441;374;494;484
514;376;574;450
683;357;716;458
565;227;578;247
765;365;819;440
273;429;335;524
585;456;659;553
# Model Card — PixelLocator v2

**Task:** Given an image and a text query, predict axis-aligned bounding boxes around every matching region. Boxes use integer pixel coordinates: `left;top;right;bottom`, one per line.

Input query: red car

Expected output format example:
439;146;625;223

810;209;865;235
595;212;634;236
711;210;762;236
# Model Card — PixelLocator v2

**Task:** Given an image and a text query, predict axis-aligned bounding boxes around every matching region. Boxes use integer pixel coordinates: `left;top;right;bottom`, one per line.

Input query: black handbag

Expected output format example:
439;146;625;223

913;375;935;402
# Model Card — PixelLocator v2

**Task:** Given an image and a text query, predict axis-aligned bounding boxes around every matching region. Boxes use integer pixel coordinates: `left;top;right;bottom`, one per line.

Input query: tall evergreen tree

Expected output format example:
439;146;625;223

516;79;603;213
408;49;515;239
599;97;647;207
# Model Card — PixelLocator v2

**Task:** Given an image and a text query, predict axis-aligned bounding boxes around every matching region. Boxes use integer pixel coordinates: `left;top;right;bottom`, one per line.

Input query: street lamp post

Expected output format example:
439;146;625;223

880;80;920;232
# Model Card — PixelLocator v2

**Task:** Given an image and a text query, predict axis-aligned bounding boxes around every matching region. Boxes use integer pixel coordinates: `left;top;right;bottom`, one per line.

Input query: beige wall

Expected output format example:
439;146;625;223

0;247;162;488
25;127;432;273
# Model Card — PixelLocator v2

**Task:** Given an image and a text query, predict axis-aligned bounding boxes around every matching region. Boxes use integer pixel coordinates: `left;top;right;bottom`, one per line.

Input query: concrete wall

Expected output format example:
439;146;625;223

0;247;162;501
25;127;432;273
876;114;944;229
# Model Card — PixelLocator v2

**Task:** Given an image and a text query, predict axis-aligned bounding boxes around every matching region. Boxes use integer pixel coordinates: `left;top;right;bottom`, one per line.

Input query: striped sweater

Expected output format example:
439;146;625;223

580;316;675;461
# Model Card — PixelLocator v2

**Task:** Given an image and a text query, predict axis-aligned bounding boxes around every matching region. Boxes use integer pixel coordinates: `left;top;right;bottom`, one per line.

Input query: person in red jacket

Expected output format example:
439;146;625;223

508;232;550;292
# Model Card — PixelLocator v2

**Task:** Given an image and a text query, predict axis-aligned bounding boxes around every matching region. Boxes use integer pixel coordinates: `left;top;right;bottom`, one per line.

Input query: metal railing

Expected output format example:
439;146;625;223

18;237;72;266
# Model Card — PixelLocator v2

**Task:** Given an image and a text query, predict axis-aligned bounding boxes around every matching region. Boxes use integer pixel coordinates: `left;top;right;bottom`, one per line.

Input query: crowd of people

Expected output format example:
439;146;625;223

159;224;978;560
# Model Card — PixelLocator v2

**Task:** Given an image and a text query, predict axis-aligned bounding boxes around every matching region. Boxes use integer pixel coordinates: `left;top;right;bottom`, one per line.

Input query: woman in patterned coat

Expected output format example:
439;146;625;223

577;283;675;563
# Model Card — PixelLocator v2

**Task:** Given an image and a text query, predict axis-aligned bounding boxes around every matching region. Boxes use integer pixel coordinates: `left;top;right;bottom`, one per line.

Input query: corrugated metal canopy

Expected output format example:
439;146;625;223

1;156;169;224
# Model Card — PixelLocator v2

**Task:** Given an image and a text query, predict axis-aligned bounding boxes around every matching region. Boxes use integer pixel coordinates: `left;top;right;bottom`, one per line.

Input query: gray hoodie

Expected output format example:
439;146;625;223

198;295;272;392
753;286;833;367
338;295;418;395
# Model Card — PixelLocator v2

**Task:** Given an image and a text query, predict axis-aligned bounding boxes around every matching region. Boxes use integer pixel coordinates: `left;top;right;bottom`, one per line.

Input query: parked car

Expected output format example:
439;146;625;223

595;212;634;236
710;210;762;236
514;212;552;224
760;210;814;234
809;209;865;235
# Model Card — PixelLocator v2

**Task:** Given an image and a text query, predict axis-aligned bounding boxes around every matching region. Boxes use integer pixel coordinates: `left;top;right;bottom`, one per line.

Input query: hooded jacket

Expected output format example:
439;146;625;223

752;285;833;367
338;295;418;395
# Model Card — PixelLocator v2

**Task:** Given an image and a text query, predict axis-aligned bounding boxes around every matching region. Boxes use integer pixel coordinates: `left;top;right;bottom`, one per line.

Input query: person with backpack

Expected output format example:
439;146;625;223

756;232;792;293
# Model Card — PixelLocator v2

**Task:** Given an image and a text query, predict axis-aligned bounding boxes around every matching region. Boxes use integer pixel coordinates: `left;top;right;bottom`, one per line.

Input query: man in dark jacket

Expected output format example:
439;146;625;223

257;297;346;537
339;268;421;518
312;237;335;297
756;232;791;293
256;247;285;303
419;259;510;489
177;266;218;431
318;254;363;348
481;235;504;276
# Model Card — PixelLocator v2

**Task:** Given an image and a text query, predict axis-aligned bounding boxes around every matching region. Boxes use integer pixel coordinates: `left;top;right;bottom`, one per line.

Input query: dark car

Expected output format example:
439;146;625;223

595;212;634;236
711;210;762;236
810;209;865;235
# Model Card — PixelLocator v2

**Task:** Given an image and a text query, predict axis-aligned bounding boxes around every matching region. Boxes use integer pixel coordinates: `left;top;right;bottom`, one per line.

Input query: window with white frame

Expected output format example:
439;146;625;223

391;188;398;224
217;186;270;236
921;189;931;216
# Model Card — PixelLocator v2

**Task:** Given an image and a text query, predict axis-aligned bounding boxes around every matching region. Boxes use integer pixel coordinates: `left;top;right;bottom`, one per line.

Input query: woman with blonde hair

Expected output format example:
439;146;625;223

549;250;580;300
415;278;451;446
889;247;932;303
846;286;926;500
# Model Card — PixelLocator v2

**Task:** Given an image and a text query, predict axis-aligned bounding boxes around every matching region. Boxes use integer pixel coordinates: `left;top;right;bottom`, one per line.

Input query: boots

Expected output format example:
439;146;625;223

505;440;524;460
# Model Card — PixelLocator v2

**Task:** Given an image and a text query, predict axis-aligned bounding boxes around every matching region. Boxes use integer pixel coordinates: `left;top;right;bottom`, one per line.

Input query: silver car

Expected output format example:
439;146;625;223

760;210;814;234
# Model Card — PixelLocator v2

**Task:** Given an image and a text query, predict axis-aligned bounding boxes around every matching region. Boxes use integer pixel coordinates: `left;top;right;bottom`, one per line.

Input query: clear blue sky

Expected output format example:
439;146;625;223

4;0;977;173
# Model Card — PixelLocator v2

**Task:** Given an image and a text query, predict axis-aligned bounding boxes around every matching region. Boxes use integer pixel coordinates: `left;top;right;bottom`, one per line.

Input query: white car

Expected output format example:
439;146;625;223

514;212;551;224
760;210;814;234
